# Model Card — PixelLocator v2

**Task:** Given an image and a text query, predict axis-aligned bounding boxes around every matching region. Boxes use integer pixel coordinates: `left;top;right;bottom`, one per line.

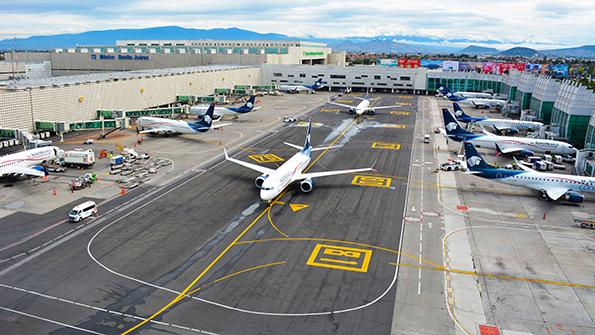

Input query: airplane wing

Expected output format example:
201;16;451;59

512;157;534;172
293;167;373;181
328;101;355;109
284;142;338;152
223;148;275;175
543;187;569;201
365;105;395;111
210;123;232;130
2;165;46;177
138;128;169;134
499;146;529;155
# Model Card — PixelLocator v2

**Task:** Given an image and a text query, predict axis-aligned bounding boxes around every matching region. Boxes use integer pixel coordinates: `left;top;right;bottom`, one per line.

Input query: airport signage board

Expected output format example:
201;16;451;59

303;51;324;56
398;58;420;68
442;60;459;71
91;54;150;61
379;59;398;67
420;59;443;69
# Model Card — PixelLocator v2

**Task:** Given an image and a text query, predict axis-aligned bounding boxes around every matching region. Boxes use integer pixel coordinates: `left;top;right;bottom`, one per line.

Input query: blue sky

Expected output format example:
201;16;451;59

0;1;594;48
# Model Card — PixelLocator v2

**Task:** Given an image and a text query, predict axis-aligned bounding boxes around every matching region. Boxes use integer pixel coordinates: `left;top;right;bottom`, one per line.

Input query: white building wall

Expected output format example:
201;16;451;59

516;72;537;93
262;64;427;91
532;75;560;101
0;67;260;131
554;80;595;116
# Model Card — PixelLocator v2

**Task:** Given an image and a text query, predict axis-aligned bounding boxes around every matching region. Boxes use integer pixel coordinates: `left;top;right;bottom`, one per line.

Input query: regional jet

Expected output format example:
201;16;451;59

462;142;595;203
453;103;543;134
137;104;230;135
439;87;506;109
190;96;260;118
278;78;324;93
437;86;494;99
442;108;576;157
223;119;373;202
0;146;62;178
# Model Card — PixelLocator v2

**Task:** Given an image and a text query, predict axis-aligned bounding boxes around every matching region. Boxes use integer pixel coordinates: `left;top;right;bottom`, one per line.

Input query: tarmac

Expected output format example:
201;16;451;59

0;92;417;334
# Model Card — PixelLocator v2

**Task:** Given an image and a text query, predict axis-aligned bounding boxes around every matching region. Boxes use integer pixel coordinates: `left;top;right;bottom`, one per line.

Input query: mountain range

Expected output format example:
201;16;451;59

1;26;594;58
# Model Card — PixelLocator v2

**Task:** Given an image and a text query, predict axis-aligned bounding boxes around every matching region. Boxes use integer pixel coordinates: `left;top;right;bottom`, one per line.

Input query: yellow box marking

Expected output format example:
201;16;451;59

514;213;528;219
306;244;373;273
395;102;412;106
383;124;407;129
352;175;392;188
289;203;309;212
372;142;401;150
335;99;353;103
248;153;285;163
320;108;340;113
398;95;413;99
390;111;410;115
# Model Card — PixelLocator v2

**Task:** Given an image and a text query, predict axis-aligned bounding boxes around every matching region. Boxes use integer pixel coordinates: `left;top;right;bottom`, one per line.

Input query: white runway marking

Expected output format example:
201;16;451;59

0;305;107;335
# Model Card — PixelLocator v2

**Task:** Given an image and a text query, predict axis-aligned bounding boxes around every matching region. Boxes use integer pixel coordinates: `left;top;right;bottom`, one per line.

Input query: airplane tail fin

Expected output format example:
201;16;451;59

463;142;490;171
303;118;312;152
314;78;323;88
442;108;475;141
198;103;215;127
240;95;256;112
453;103;472;121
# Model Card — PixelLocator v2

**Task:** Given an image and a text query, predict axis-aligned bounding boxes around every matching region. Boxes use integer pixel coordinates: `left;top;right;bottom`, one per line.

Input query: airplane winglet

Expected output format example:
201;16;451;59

223;147;229;159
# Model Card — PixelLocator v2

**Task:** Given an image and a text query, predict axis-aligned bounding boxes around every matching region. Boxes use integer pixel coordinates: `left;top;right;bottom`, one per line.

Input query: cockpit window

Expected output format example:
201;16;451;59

262;187;273;191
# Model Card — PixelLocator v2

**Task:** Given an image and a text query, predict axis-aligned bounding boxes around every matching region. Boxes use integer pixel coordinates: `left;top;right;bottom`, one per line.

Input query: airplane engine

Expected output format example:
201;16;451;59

564;191;584;203
368;109;375;115
300;178;314;193
349;108;356;114
255;174;267;188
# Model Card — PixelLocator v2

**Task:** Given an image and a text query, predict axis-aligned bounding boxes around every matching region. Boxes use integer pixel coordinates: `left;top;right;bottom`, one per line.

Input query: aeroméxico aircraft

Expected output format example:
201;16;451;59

442;108;576;157
438;87;506;109
136;104;230;135
223;119;373;202
328;94;395;116
279;78;324;93
453;103;543;134
462;142;595;203
437;86;493;99
0;146;61;178
190;96;260;118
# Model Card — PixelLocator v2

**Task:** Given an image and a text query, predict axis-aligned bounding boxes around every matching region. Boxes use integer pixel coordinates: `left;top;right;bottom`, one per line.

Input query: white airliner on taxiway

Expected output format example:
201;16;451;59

224;119;374;202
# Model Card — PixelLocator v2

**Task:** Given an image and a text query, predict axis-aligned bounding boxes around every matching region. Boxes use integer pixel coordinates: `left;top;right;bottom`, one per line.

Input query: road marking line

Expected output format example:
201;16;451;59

0;305;106;335
352;175;392;188
267;205;289;238
289;203;309;212
121;118;358;334
388;262;595;289
306;244;373;273
371;142;401;150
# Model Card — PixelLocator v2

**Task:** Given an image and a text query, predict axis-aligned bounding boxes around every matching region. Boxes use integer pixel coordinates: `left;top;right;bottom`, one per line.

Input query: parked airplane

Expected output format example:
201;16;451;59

438;87;506;109
0;146;62;178
137;104;230;135
463;142;595;203
328;93;395;116
223;119;373;202
190;96;260;118
279;78;324;93
453;103;543;134
437;86;494;99
442;108;576;157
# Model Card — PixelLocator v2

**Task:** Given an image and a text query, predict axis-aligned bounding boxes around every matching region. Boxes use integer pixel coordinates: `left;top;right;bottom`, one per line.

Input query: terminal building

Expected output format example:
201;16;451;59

530;75;560;124
6;40;345;76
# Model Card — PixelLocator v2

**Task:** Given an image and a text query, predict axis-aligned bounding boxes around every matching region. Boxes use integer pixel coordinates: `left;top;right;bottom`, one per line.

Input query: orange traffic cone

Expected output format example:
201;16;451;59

120;187;126;195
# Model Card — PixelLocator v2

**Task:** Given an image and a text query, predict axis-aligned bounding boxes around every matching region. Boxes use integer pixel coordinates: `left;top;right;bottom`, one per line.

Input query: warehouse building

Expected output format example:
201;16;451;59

529;75;560;124
6;40;345;76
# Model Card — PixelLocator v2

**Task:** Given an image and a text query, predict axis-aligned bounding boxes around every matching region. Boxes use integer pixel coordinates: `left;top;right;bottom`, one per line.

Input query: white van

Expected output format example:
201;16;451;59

69;201;97;222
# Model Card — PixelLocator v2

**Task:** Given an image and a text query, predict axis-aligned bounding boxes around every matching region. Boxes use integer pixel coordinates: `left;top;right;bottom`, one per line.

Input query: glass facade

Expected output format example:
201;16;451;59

516;91;532;110
585;124;595;149
426;78;502;93
551;107;590;147
530;96;554;124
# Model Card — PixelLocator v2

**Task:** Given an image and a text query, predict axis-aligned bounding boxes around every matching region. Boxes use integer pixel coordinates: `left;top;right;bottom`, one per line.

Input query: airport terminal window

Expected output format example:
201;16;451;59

312;75;317;78
318;74;325;77
361;75;368;78
300;74;306;78
271;80;277;82
400;76;411;81
377;83;387;86
280;80;288;83
288;75;294;77
355;76;361;79
330;74;346;79
374;75;381;80
352;82;365;85
273;72;283;77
